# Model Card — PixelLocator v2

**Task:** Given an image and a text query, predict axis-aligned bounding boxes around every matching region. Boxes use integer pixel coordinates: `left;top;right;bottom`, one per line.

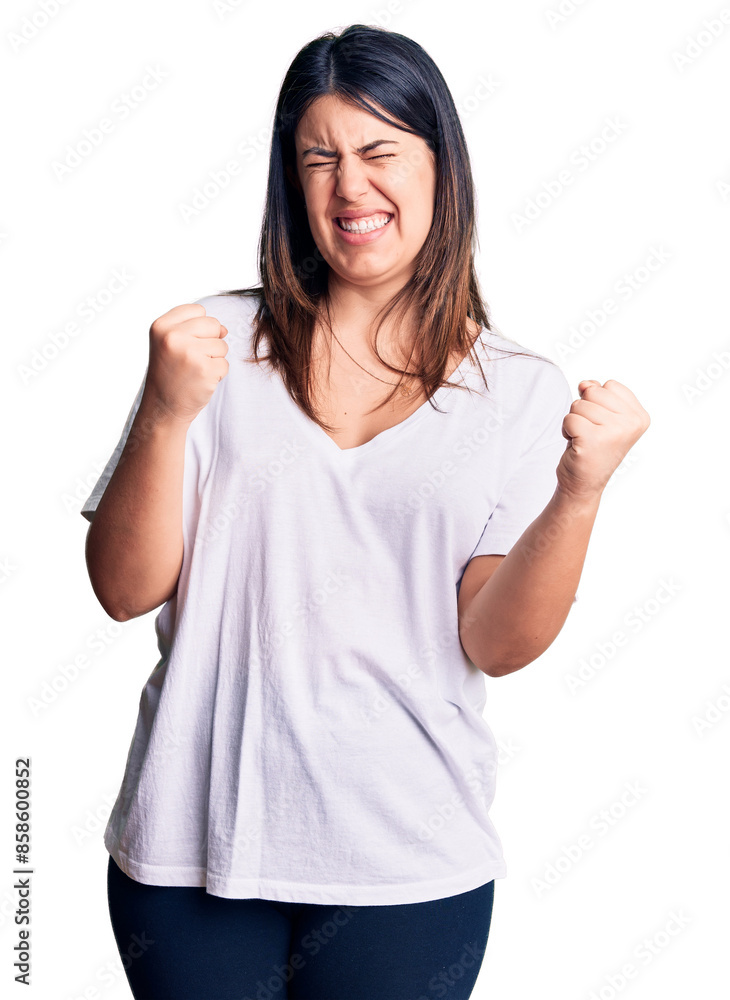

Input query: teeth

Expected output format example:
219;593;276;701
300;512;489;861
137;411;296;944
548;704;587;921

338;214;391;232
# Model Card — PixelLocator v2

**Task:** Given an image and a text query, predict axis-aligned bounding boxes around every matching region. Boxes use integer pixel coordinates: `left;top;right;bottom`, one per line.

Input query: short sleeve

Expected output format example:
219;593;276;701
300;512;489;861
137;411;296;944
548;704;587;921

80;369;148;523
469;372;579;602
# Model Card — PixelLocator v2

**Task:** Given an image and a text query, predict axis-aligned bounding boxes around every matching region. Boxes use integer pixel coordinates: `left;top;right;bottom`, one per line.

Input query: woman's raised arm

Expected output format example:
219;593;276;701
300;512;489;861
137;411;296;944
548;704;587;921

84;303;229;621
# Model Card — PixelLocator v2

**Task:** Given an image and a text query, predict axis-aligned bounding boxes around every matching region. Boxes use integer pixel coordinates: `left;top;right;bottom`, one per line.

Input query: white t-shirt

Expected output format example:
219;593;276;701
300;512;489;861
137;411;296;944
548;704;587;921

81;291;576;905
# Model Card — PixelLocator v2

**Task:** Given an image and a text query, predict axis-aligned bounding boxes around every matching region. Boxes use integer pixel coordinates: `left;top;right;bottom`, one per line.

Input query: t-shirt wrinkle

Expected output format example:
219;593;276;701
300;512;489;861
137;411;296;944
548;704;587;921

80;291;575;905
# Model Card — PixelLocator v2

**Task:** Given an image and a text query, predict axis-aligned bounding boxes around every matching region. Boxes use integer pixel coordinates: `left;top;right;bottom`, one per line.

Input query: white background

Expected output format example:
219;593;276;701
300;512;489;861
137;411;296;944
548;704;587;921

3;0;728;997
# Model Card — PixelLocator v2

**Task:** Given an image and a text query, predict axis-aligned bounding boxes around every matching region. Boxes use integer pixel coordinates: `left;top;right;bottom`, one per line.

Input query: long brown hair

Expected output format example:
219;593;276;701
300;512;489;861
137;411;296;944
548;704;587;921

216;23;551;432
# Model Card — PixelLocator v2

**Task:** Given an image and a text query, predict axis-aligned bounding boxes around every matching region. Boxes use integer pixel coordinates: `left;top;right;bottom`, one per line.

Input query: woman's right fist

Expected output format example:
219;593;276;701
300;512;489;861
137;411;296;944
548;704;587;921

144;303;229;424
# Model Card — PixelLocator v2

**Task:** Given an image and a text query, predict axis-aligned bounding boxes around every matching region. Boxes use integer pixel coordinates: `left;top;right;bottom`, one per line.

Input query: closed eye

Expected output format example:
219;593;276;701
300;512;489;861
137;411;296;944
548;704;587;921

306;154;396;168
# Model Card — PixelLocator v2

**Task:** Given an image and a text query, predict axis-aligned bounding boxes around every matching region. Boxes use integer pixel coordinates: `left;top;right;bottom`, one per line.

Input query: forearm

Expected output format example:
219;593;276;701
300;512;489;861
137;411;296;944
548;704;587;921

459;486;601;677
85;391;189;622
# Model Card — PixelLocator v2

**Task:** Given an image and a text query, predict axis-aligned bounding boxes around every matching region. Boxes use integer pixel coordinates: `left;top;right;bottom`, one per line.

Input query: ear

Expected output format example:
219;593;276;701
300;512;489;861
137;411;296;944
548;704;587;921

286;163;303;195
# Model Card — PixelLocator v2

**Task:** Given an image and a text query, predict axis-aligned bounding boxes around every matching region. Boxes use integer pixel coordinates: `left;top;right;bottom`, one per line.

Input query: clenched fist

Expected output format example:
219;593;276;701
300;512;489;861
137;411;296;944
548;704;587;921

143;303;229;425
557;379;651;501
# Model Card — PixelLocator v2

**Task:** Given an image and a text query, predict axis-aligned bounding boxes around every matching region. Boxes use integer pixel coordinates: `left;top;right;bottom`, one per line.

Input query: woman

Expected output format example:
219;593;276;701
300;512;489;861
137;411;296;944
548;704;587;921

82;23;650;1000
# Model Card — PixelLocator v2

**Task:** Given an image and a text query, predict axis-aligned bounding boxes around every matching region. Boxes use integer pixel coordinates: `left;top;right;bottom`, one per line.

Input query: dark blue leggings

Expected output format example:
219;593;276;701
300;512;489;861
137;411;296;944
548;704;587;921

107;854;495;999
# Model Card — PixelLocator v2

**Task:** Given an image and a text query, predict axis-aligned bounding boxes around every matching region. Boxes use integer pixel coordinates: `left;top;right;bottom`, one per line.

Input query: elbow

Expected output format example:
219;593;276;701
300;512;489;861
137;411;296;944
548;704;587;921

468;642;536;678
88;584;134;622
88;580;172;622
479;650;543;678
478;659;510;679
84;559;132;621
84;524;146;621
461;637;509;678
105;605;135;623
88;582;162;621
460;624;555;677
459;632;517;677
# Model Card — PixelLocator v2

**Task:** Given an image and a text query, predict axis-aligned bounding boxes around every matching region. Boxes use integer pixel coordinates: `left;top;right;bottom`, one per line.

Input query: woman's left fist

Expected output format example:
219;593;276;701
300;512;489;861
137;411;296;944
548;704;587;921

556;379;651;501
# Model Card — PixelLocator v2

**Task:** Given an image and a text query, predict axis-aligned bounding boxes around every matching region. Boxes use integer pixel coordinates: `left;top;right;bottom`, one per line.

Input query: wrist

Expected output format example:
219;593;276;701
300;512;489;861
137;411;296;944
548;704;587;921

553;483;603;514
123;393;192;460
138;389;194;433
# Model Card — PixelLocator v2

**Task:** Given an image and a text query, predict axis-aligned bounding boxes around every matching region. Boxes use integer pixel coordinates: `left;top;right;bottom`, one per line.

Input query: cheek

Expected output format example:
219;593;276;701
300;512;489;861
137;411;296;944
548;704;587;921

304;189;329;226
406;185;435;233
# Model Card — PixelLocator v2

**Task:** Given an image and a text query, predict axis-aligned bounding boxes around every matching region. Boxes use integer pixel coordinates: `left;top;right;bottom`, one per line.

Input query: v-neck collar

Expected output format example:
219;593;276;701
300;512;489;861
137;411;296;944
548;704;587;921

275;336;482;460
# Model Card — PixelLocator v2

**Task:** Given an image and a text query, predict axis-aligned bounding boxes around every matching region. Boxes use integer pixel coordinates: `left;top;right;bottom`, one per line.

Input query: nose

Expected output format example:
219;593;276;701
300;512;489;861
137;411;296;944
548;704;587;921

334;155;370;203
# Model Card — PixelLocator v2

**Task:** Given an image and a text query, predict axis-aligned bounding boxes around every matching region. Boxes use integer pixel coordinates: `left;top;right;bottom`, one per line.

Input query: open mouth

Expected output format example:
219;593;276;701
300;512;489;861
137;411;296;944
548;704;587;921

336;213;393;233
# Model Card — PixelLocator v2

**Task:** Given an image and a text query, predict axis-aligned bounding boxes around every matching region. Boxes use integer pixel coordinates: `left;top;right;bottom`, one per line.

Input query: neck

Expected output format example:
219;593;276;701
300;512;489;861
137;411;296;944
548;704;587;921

325;276;410;344
318;273;481;374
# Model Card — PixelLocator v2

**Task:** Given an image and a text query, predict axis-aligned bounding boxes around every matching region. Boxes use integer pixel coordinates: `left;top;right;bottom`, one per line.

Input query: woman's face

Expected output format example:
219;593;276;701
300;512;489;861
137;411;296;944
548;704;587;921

291;94;437;294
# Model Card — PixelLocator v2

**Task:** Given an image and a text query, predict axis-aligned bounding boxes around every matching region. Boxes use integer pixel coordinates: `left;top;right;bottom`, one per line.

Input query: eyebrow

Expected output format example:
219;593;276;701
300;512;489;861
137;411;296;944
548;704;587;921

300;139;400;158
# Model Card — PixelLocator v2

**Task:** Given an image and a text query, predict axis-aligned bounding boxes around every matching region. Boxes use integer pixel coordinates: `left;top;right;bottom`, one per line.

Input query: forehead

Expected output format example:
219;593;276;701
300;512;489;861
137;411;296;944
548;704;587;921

295;94;406;145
